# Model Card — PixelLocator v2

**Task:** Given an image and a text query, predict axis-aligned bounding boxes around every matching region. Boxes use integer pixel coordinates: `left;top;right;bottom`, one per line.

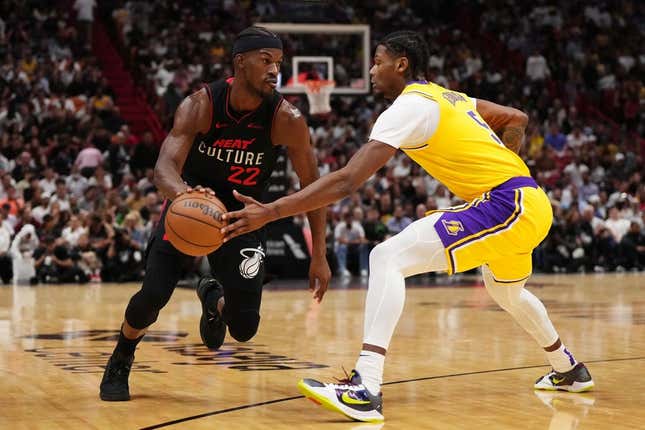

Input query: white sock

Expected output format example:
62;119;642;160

355;350;385;395
546;343;577;373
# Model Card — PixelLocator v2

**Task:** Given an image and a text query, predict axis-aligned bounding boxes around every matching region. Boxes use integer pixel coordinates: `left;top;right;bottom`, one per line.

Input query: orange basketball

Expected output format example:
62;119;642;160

164;193;228;256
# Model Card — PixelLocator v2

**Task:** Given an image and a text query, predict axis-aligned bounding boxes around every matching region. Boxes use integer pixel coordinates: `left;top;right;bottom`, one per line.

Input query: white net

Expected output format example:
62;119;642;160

304;80;335;115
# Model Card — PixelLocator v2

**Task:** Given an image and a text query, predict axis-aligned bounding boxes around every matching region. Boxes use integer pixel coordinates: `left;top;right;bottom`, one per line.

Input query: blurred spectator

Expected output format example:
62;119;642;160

605;206;631;244
136;169;155;194
0;186;23;216
129;131;159;178
334;211;368;277
10;224;39;284
62;215;87;247
0;218;12;283
102;226;144;282
122;211;149;249
139;192;161;223
387;205;413;235
66;167;89;199
34;236;88;284
49;179;72;212
544;124;567;153
620;222;644;270
73;232;102;282
88;165;113;191
39;167;58;197
526;50;550;82
73;0;96;50
87;213;114;260
74;141;103;178
415;204;428;220
78;184;101;212
362;207;388;253
12;151;35;182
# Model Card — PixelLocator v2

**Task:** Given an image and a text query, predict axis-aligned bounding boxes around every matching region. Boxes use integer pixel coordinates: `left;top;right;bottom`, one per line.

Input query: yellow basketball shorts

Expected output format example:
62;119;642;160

428;177;553;282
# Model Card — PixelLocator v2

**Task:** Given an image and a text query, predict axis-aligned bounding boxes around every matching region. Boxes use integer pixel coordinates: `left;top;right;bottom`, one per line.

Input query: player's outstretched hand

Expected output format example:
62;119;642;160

309;254;331;303
175;185;216;198
220;190;278;241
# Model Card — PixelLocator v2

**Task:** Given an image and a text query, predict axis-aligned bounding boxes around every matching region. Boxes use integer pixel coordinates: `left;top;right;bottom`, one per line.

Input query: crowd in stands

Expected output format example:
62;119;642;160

1;0;159;284
0;0;642;284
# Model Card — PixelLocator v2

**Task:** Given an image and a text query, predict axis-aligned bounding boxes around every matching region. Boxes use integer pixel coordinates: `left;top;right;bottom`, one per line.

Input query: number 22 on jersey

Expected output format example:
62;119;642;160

228;166;260;186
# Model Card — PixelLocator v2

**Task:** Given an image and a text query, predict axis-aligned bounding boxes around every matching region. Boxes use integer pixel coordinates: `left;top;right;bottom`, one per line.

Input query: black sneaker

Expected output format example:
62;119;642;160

534;362;594;393
196;276;226;349
100;355;134;401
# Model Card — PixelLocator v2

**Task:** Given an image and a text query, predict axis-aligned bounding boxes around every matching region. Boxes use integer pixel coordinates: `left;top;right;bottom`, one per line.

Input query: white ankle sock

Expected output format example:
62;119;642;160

355;350;384;395
546;344;577;373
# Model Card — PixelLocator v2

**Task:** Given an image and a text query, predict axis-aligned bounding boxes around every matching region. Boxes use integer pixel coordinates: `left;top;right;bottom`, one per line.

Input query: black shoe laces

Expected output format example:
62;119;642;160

333;366;355;385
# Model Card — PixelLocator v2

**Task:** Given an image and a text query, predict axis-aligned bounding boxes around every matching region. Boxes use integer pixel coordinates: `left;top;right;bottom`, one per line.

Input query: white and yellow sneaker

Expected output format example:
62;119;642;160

297;369;384;422
534;363;595;393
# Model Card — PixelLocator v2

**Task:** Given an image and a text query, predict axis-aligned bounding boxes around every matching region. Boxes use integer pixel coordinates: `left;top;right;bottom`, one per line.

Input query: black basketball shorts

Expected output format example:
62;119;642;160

125;201;266;338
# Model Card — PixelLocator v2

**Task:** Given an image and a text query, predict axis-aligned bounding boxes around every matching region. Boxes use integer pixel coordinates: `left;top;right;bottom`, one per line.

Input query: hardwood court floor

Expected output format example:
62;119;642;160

1;273;644;429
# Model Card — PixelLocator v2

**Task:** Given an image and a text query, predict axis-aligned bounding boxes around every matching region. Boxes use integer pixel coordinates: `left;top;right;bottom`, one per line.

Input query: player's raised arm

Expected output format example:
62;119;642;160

475;99;528;154
221;140;396;240
153;89;212;199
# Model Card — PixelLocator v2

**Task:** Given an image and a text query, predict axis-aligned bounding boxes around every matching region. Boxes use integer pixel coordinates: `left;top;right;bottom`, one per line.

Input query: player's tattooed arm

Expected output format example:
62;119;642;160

154;89;211;199
475;99;528;154
500;126;525;154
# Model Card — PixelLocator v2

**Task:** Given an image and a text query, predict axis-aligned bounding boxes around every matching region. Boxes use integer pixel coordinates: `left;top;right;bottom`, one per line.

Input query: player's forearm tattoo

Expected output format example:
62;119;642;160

501;127;524;154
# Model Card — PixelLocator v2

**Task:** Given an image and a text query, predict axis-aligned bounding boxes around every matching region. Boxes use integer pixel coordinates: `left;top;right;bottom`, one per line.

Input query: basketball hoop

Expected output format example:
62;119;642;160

304;80;334;115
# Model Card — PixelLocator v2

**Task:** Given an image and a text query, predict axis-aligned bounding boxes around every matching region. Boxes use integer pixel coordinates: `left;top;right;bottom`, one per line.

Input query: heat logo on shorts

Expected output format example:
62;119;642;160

239;247;265;279
442;219;464;236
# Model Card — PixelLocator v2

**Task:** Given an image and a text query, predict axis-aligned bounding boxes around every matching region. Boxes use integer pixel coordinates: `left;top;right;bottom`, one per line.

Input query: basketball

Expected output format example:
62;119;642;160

164;193;228;256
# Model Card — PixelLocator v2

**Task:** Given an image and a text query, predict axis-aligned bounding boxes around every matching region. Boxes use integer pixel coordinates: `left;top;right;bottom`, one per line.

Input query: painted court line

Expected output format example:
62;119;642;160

140;356;645;429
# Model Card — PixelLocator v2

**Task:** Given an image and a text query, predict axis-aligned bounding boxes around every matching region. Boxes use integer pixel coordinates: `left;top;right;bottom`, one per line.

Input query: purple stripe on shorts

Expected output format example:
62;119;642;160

434;189;521;249
493;176;537;191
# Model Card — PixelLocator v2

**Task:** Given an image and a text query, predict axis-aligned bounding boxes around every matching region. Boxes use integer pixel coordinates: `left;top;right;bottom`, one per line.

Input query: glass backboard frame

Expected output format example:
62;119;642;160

259;23;370;95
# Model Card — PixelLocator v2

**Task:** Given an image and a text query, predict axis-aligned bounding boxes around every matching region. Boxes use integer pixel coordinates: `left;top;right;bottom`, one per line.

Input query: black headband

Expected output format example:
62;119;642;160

232;35;283;56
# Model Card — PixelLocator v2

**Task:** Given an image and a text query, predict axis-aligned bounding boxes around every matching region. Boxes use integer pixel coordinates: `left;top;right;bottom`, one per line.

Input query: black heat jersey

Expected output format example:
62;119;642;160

182;79;284;211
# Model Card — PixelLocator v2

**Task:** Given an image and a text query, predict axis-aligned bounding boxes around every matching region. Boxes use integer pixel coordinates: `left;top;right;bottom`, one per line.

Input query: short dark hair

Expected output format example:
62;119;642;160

235;26;279;41
232;26;282;56
378;31;429;80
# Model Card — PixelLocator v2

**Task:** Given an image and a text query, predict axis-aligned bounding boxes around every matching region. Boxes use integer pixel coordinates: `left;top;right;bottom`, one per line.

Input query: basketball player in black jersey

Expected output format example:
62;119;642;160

100;27;331;401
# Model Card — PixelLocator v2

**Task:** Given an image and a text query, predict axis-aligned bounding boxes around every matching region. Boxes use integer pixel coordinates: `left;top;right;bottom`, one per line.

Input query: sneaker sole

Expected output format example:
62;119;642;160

199;313;226;349
534;380;595;393
297;380;384;423
100;392;131;401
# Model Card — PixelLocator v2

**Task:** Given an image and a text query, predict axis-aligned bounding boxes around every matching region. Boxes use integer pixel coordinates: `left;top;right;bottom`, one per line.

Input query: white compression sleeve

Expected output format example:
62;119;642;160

362;213;448;349
481;265;559;347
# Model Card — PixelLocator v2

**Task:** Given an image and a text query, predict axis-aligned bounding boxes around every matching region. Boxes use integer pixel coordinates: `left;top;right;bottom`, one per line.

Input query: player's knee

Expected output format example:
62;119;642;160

125;288;172;328
369;241;393;269
141;288;173;311
125;300;160;329
486;284;522;311
227;310;260;342
483;270;524;310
